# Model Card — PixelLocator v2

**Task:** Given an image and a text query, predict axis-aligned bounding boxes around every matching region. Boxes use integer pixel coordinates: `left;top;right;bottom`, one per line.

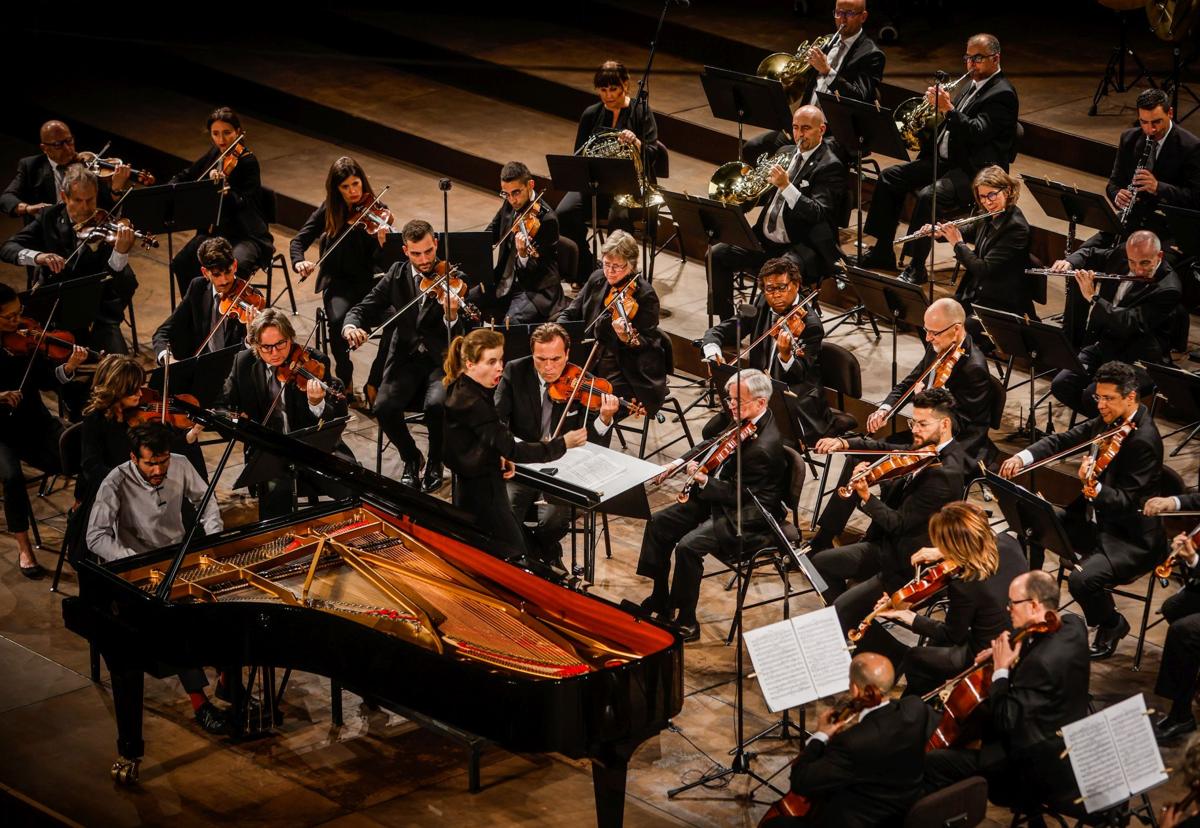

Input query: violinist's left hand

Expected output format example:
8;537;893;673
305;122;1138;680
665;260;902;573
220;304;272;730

775;329;793;362
991;631;1022;671
306;378;325;406
111;163;132;193
598;392;619;425
185;423;204;445
515;232;530;258
114;222;135;255
816;706;854;738
1077;455;1094;484
64;345;87;374
851;460;871;502
613;316;632;343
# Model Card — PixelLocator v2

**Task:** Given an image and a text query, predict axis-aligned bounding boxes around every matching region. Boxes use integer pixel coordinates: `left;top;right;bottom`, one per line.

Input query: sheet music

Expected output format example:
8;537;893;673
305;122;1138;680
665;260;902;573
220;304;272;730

794;608;853;698
1107;695;1168;797
520;441;662;503
1062;694;1166;813
744;607;851;713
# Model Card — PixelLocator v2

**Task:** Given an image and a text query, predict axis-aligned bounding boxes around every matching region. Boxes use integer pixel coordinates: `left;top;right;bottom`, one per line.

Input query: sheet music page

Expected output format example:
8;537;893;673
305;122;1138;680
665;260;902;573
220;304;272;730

520;442;661;499
793;606;853;698
744;617;813;713
1062;704;1129;813
1107;695;1168;798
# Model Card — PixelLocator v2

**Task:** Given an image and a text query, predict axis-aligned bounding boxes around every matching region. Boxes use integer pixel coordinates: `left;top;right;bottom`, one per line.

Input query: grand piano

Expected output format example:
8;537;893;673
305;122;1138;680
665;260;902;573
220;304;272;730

61;405;683;827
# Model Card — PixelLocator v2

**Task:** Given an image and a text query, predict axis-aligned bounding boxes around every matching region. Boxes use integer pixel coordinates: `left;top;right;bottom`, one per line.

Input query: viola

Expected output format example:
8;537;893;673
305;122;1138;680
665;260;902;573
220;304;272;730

77;151;155;186
274;343;345;401
604;278;640;346
837;446;939;498
924;612;1062;751
758;686;884;825
125;388;200;429
1082;419;1136;498
677;420;758;504
1;318;100;364
547;363;647;418
74;209;159;249
848;561;959;643
350;192;397;234
217;278;266;324
419;261;481;321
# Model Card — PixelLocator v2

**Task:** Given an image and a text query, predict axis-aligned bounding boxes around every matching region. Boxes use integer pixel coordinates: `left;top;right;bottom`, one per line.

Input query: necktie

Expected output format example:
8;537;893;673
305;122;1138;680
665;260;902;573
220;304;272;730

267;371;288;431
540;384;554;439
767;152;804;235
208;295;226;352
938;84;978;158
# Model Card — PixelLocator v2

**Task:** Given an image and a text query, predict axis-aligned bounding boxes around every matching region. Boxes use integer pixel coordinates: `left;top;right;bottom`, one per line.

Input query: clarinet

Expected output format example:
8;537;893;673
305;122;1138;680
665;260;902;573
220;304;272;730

1118;138;1155;229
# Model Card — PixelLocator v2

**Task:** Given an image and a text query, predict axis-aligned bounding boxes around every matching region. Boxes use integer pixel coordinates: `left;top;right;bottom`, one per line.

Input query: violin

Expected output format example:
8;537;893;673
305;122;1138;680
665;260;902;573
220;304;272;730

1155;521;1200;586
924;612;1062;751
1081;419;1136;498
217;278;266;324
274;343;345;401
512;205;541;258
76;151;155;186
930;344;966;389
419;261;481;321
758;685;884;826
220;142;248;178
350;192;397;235
848;561;959;643
604;278;640;346
74;210;159;249
677;420;758;504
1;318;100;363
547;363;647;418
837;446;940;498
125;388;200;430
874;343;965;432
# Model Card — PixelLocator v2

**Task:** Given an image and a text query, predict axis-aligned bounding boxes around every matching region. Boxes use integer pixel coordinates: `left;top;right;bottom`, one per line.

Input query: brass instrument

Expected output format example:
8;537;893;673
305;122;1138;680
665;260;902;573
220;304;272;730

578;130;664;209
708;145;799;206
893;72;971;154
894;209;1003;244
1148;0;1200;43
757;25;844;108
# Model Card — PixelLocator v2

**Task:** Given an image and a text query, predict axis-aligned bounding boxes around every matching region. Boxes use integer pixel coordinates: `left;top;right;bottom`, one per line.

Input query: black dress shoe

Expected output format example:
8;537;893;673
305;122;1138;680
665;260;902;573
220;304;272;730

639;594;669;617
19;562;46;580
674;619;701;643
400;452;424;489
1088;614;1131;660
194;701;229;736
853;246;897;271
1154;714;1197;743
898;264;928;285
421;462;444;493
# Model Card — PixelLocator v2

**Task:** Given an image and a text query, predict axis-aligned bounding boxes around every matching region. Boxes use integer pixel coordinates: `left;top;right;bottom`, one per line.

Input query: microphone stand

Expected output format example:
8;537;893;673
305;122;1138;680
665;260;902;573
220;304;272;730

439;178;455;352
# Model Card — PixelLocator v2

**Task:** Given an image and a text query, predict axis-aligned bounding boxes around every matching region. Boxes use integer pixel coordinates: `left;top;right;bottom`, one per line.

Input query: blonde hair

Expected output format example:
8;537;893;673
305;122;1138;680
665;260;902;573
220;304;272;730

83;354;144;418
973;165;1020;207
443;328;505;386
928;501;999;581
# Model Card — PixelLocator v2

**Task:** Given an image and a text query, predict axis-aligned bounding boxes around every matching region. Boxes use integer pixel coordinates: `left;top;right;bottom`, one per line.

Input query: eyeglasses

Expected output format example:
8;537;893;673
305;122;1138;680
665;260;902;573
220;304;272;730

257;340;291;353
833;9;863;18
42;138;75;149
1092;393;1127;403
1006;597;1034;610
761;283;792;295
601;260;631;273
924;321;959;337
964;53;997;64
977;189;1004;202
498;189;525;200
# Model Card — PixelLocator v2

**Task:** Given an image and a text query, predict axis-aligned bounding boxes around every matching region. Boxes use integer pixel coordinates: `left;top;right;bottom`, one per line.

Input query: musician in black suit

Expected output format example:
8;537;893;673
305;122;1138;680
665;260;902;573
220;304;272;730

761;652;931;828
1002;361;1165;659
220;309;355;520
153;237;248;365
343;219;466;492
709;105;847;320
742;0;886;164
925;571;1090;812
169;107;273;295
556;230;667;416
637;369;788;642
858;34;1019;285
496;323;617;573
0;165;137;355
701;256;834;442
874;502;1027;698
474;161;563;324
1049;230;1182;419
808;388;968;658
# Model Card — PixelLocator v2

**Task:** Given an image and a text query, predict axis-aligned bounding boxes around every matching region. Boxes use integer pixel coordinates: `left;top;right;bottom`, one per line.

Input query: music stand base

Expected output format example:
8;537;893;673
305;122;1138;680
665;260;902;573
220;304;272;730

736;711;807;750
666;749;782;801
1089;12;1155;116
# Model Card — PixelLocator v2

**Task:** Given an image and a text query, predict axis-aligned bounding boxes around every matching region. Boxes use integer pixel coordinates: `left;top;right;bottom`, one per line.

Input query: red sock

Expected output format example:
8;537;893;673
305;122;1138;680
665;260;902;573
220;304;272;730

188;692;207;711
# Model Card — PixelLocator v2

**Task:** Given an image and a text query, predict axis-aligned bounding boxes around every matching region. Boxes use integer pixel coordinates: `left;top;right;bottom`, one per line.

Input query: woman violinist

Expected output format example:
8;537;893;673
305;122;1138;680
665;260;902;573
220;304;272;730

169;107;273;296
442;328;586;562
291;157;393;401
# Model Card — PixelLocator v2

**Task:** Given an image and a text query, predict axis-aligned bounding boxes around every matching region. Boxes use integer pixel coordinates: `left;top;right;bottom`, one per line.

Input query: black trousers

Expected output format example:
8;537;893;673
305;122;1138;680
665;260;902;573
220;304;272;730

810;541;909;664
709;238;818;320
375;352;446;465
322;279;373;388
808;456;862;553
0;420;63;533
173;234;265;295
508;480;570;562
636;497;722;625
902;641;974;698
1155;587;1200;714
1067;533;1155;628
456;473;528;561
862;158;972;272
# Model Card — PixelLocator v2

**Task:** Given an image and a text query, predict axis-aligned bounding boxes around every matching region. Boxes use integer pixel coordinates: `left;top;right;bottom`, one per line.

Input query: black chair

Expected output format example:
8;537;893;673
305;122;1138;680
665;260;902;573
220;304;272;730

612;335;695;460
557;236;579;290
50;422;84;592
903;775;988;828
255;188;297;314
807;340;863;529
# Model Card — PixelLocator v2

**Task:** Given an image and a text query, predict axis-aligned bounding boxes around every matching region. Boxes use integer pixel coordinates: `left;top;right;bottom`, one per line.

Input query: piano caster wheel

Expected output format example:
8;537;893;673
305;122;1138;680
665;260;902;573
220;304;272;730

111;757;140;785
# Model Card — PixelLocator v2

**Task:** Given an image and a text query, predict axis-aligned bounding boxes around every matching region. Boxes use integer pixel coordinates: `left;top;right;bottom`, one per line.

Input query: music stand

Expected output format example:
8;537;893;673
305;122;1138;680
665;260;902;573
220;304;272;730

1139;360;1200;456
974;306;1085;442
20;272;109;333
500;321;588;363
233;416;349;495
147;345;240;409
978;469;1080;569
842;264;929;387
119;180;222;311
1161;204;1200;261
546;154;640;266
700;66;794;160
817;92;912;261
657;190;761;326
1021;175;1122;255
436;231;493;290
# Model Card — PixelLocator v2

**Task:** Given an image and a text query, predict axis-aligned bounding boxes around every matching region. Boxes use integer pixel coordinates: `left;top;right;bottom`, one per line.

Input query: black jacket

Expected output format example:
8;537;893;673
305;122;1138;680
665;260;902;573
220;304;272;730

556;271;667;415
169;148;273;258
0;348;62;439
574;99;661;178
923;71;1020;175
1106;123;1200;236
288;201;387;295
1081;262;1182;368
443;373;565;479
753;141;846;278
801;32;886;105
882;334;995;463
701;294;834;440
485;198;562;317
0;154;121;223
494;355;614;449
953;205;1033;315
77;411;130;505
151;277;246;361
789;696;932;828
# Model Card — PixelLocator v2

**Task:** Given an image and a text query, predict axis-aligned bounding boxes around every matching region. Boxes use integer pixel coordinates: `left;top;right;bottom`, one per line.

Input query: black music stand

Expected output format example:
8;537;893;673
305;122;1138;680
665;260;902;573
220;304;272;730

234;416;349;503
974;306;1085;442
977;469;1079;569
120;180;221;311
500;321;588;363
700;66;794;160
842;264;929;387
1140;360;1200;456
1021;176;1121;255
21;272;108;332
546;154;639;266
436;232;492;290
1161;204;1200;261
818;92;912;261
147;345;240;409
657;190;761;327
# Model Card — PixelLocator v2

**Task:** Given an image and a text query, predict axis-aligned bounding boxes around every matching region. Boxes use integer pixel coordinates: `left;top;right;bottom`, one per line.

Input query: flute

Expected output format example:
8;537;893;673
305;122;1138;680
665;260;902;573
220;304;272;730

894;210;1003;244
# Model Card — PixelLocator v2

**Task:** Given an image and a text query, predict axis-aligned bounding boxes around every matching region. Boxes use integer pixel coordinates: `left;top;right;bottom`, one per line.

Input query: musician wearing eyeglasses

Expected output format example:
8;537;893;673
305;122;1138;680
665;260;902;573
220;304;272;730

153;237;249;366
709;105;846;320
1000;361;1165;660
856;33;1018;286
1047;230;1181;420
475;161;563;325
700;257;835;443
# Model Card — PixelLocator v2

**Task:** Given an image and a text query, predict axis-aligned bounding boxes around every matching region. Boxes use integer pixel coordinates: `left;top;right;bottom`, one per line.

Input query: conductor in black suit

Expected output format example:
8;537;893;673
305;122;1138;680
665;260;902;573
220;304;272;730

1002;361;1165;659
637;369;788;642
701;257;834;442
153;237;248;365
761;653;931;828
925;571;1090;812
220;309;355;520
709;105;846;320
496;323;618;573
858;33;1019;285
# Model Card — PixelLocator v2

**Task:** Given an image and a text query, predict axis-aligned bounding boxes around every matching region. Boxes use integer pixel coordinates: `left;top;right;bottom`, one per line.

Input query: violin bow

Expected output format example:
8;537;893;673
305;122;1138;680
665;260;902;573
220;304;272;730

60;186;136;277
492;190;545;250
733;288;820;364
876;342;962;430
362;267;450;345
161;347;172;425
194;279;254;357
14;297;61;397
551;340;602;439
306;186;391;282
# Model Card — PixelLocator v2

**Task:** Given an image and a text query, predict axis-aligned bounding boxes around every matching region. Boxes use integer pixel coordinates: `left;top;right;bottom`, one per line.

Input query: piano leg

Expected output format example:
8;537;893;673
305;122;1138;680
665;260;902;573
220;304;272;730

105;656;144;785
591;747;632;828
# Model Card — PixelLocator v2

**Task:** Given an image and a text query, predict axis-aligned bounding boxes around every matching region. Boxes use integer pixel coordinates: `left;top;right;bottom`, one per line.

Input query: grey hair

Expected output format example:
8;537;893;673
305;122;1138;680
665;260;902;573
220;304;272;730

600;229;639;267
725;368;773;401
61;164;97;198
1127;229;1162;254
